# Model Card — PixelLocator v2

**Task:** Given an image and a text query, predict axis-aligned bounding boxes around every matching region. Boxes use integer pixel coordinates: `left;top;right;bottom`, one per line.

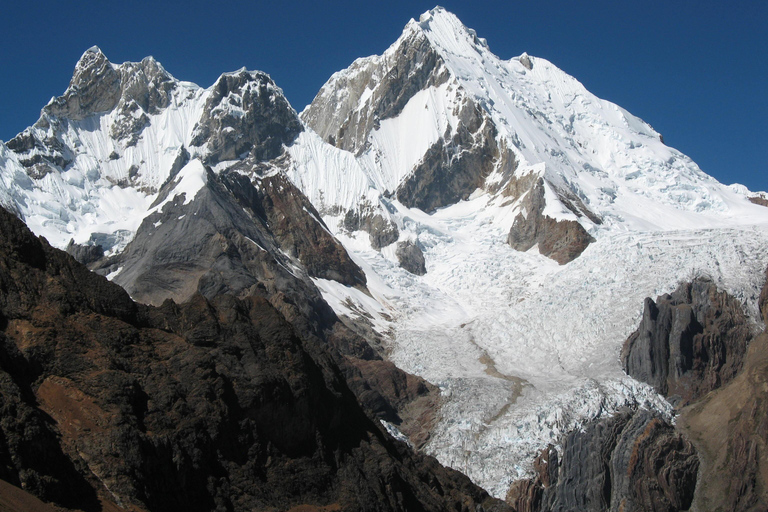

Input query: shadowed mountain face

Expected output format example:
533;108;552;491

0;205;509;512
506;407;699;512
621;277;752;406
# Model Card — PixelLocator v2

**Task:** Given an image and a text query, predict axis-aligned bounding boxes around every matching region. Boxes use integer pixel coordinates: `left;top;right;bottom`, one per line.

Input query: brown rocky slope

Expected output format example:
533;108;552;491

0;205;508;512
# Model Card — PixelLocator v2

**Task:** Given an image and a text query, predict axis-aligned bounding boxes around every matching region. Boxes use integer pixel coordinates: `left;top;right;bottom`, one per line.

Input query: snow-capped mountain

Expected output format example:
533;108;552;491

288;7;768;497
2;6;768;504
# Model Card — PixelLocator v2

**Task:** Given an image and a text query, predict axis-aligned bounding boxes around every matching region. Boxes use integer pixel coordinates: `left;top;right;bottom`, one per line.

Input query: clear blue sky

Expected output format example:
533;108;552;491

1;0;765;191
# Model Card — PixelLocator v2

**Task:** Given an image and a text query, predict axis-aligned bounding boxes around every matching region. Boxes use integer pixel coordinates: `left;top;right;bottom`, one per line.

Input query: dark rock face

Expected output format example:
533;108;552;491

396;241;426;275
107;160;363;310
190;70;303;164
107;165;341;335
395;100;507;213
508;408;698;512
343;201;399;250
6;130;72;172
95;160;432;447
675;268;768;511
65;239;104;265
221;168;366;287
621;277;752;405
507;178;595;264
0;205;509;512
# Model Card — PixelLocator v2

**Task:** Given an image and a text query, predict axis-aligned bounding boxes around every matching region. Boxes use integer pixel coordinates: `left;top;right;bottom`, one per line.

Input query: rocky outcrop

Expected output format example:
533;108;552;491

396;241;426;275
674;268;768;511
109;57;177;146
678;330;768;512
508;408;698;512
0;205;510;512
518;53;533;71
343;201;399;249
44;46;123;121
65;239;104;265
222;168;366;287
621;276;752;405
507;178;595;264
394;100;508;213
190;69;303;164
302;27;449;155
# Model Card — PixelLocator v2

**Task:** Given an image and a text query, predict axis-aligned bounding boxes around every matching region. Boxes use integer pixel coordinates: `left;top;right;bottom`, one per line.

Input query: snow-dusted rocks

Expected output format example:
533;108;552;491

190;69;303;164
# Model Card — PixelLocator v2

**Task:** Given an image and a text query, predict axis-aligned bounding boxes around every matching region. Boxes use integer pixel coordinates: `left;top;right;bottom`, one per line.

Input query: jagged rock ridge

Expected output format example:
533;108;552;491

507;407;698;512
621;276;752;406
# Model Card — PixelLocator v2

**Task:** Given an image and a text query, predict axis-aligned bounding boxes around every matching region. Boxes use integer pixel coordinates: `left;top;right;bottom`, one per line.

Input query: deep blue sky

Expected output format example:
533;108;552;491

1;1;765;191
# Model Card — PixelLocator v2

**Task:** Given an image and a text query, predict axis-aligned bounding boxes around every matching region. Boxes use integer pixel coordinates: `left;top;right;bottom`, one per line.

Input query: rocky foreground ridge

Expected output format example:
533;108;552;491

0;205;509;511
506;273;767;511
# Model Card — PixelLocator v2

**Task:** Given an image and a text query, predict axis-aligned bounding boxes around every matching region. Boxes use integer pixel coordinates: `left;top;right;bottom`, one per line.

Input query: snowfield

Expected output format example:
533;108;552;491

317;196;768;497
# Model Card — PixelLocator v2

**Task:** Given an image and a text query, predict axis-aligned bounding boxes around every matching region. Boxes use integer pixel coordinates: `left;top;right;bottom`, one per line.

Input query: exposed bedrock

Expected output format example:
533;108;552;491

302;27;449;155
343;201;399;250
507;408;698;512
621;276;752;406
506;177;595;264
396;240;426;275
190;69;303;164
394;100;512;214
674;268;768;511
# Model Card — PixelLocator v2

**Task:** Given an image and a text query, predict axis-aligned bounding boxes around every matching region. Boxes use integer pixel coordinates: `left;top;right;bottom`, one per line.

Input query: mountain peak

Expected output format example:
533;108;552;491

73;45;112;80
416;6;490;53
41;46;121;120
